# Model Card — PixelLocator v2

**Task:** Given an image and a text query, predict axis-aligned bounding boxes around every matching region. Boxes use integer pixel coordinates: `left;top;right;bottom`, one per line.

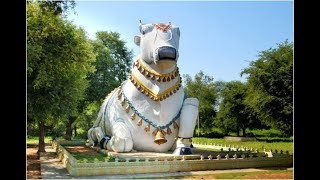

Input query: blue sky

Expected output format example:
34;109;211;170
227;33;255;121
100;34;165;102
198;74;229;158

67;1;293;82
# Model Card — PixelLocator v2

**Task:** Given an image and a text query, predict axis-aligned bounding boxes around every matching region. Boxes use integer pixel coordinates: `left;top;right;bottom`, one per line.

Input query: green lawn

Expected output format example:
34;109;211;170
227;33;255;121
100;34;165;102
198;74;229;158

193;137;293;154
27;136;87;144
27;136;54;144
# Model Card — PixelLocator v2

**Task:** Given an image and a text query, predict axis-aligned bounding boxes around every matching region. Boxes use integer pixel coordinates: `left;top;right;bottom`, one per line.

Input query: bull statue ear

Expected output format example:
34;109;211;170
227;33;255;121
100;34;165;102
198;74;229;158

134;35;141;46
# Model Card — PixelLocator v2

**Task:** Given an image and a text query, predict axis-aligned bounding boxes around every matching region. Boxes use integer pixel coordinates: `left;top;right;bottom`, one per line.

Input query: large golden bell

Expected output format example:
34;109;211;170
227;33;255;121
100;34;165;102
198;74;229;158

154;130;167;145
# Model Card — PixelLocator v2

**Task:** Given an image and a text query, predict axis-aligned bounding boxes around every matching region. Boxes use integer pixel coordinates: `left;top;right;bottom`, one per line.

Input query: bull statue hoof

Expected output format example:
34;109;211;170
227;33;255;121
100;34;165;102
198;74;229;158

173;137;193;155
87;21;199;153
173;147;192;155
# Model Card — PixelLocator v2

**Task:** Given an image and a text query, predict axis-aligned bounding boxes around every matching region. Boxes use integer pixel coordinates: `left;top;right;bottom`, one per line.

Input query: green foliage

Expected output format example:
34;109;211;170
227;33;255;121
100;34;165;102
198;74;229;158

76;101;100;133
27;2;95;120
184;71;217;131
75;31;133;134
241;41;293;135
27;2;95;150
215;81;260;136
85;31;133;103
37;0;76;16
192;137;293;154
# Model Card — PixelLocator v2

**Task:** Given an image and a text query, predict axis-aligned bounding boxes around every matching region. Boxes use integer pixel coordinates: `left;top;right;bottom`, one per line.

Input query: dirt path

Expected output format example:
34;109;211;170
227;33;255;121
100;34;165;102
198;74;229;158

27;144;41;179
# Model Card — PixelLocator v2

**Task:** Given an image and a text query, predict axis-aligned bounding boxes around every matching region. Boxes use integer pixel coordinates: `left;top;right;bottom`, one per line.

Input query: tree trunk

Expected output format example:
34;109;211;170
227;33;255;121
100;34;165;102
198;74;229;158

65;116;76;140
73;125;77;137
242;127;246;137
38;120;46;153
236;126;240;137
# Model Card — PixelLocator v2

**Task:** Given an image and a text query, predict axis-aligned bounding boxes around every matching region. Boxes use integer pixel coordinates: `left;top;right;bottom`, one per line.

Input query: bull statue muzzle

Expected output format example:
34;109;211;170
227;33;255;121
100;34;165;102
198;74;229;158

134;21;180;64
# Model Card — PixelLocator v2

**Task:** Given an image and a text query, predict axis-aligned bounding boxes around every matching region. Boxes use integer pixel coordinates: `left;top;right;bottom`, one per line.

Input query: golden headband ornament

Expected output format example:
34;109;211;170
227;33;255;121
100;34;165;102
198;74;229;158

153;22;172;32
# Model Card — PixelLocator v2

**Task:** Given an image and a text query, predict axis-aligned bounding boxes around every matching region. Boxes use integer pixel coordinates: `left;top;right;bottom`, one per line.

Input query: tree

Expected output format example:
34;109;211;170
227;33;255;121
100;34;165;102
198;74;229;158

215;81;259;136
85;31;133;102
76;101;101;136
183;71;217;132
27;2;95;152
241;41;293;136
38;0;76;16
76;31;133;134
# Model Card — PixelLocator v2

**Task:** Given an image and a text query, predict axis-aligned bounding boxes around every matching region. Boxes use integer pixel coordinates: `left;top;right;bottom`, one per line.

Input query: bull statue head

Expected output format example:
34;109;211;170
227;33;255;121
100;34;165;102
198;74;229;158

134;20;180;70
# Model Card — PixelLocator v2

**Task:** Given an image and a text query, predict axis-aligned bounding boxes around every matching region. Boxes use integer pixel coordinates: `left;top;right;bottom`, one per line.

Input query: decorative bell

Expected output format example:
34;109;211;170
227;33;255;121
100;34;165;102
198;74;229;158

154;130;167;145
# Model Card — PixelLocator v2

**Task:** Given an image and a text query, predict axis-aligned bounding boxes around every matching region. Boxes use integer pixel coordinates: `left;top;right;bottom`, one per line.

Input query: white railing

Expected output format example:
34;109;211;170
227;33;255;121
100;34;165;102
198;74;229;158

53;140;293;176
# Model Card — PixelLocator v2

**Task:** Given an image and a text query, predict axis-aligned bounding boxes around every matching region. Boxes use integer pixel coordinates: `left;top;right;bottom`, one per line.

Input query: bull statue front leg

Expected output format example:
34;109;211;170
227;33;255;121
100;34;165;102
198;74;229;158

87;119;133;153
173;97;199;155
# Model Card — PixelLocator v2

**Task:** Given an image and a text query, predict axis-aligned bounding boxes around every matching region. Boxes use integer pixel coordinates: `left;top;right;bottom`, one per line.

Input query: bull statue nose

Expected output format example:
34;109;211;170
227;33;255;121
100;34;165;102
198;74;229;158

156;46;177;61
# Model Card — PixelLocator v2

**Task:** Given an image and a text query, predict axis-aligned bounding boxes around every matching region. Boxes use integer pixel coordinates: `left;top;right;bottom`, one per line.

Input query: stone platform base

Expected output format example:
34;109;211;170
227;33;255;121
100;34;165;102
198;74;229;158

108;151;201;160
54;140;292;176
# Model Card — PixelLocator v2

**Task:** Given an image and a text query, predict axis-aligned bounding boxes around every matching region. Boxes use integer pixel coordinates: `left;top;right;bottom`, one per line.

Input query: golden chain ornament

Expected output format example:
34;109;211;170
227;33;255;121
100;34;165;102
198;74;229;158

117;85;183;145
130;72;182;101
134;59;179;82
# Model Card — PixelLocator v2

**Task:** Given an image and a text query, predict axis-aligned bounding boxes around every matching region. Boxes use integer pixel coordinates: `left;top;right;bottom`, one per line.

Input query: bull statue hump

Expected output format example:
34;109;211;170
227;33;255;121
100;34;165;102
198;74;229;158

87;21;199;155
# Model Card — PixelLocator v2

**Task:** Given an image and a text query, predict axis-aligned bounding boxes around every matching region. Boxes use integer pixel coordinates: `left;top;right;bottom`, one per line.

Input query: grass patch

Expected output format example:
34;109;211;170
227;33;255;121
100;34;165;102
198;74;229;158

63;145;115;163
193;137;293;154
27;136;54;144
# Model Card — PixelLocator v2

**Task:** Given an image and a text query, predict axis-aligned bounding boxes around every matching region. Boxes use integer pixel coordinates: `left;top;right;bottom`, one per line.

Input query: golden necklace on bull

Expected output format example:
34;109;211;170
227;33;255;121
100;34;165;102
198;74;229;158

133;59;180;82
130;59;182;101
117;86;183;145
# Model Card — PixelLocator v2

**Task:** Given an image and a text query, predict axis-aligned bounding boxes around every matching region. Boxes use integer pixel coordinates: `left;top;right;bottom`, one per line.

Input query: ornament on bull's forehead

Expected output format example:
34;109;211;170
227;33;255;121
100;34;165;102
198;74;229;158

134;59;179;82
154;22;172;32
118;85;184;145
130;73;182;101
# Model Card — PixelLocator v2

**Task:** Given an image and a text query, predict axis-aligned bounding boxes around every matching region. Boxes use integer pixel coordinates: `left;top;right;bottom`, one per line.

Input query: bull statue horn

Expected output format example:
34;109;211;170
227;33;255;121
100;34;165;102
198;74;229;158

154;130;167;145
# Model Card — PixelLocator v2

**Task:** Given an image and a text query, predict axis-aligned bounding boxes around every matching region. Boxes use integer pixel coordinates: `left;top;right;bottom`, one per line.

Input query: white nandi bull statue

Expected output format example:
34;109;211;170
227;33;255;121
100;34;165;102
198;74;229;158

87;21;199;155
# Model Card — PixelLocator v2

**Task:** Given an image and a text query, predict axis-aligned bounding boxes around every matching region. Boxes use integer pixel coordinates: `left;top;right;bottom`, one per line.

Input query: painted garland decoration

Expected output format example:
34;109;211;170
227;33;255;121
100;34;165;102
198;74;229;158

117;87;181;145
154;22;172;32
134;59;180;82
129;72;182;101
